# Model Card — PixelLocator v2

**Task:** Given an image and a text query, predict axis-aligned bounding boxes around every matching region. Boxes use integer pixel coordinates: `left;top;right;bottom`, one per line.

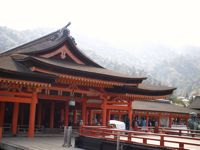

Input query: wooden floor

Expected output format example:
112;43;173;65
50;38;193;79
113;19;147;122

0;136;84;150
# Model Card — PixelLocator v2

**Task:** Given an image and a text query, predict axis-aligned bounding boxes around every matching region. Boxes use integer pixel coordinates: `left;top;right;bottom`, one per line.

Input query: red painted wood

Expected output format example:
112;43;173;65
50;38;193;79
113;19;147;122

37;103;42;128
102;98;107;126
73;110;77;125
0;103;5;127
50;102;55;128
12;103;19;135
65;101;69;126
82;99;87;125
28;92;37;137
0;127;2;141
128;101;133;129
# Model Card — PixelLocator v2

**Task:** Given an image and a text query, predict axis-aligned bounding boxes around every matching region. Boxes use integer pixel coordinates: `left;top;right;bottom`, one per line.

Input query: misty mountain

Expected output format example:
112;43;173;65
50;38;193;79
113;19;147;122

0;26;200;96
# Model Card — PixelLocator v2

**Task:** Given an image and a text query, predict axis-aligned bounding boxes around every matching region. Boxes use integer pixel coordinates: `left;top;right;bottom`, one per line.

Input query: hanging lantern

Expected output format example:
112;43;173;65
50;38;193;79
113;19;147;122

69;91;75;106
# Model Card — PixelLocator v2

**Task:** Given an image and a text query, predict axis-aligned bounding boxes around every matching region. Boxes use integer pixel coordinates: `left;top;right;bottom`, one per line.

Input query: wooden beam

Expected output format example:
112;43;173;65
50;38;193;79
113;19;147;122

86;103;101;108
107;105;129;110
0;91;32;97
0;77;50;88
39;94;70;101
0;96;32;103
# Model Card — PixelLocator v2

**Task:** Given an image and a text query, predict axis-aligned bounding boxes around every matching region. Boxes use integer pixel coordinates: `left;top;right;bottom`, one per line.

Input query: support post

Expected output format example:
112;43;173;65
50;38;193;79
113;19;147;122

0;103;5;127
119;111;122;121
12;103;19;135
28;92;37;137
73;110;77;126
85;110;89;125
61;108;65;125
128;100;133;130
146;112;149;129
37;103;42;128
81;99;87;125
102;97;107;126
169;114;172;128
50;102;55;128
89;110;93;125
65;101;69;126
20;104;24;125
107;110;110;123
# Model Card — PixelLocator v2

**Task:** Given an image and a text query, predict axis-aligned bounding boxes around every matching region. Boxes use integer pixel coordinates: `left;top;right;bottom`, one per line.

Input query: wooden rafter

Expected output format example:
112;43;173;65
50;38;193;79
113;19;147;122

0;77;50;88
30;66;137;88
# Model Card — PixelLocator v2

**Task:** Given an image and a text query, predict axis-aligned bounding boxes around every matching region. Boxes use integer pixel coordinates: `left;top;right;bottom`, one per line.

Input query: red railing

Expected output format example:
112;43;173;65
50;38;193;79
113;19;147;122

80;126;200;150
136;126;200;137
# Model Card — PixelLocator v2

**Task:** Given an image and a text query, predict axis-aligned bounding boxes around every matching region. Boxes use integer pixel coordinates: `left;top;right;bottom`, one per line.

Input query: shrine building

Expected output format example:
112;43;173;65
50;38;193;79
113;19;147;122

0;24;176;137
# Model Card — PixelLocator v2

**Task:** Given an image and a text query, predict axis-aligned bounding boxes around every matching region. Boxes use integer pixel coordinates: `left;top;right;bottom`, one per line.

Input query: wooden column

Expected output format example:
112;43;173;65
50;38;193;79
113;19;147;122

37;103;42;128
82;99;87;125
119;111;122;121
73;110;77;125
61;108;65;124
50;102;55;128
20;104;24;125
28;92;37;137
169;114;172;128
128;100;133;129
107;110;110;123
158;113;160;127
65;101;69;126
0;103;5;127
89;110;93;125
186;114;189;128
102;97;107;126
12;103;19;135
146;112;149;128
85;108;89;125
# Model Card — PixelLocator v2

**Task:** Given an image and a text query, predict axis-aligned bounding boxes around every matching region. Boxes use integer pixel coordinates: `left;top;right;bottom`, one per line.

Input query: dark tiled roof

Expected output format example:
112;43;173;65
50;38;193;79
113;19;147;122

190;96;200;110
105;85;176;96
133;100;200;114
11;54;145;84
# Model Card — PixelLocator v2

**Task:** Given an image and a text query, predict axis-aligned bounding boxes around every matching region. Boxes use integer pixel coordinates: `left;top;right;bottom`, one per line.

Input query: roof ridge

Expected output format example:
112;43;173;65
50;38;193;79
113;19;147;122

0;23;71;56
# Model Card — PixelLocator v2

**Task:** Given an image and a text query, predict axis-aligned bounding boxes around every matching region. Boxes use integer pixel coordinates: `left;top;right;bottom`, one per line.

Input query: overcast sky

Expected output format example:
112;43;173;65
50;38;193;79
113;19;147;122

1;0;200;49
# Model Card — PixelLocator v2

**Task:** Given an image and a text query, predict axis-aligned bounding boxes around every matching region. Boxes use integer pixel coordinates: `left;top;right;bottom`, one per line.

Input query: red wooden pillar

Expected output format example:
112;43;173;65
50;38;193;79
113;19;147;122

102;97;107;126
186;114;189;128
61;108;65;123
146;112;149;128
158;114;160;127
85;110;89;125
119;111;122;121
28;92;37;137
89;110;93;125
37;103;42;128
0;103;5;127
12;103;19;135
73;110;77;125
107;110;110;123
65;101;69;126
50;102;55;128
128;100;133;129
82;99;87;125
169;114;172;128
20;104;24;125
